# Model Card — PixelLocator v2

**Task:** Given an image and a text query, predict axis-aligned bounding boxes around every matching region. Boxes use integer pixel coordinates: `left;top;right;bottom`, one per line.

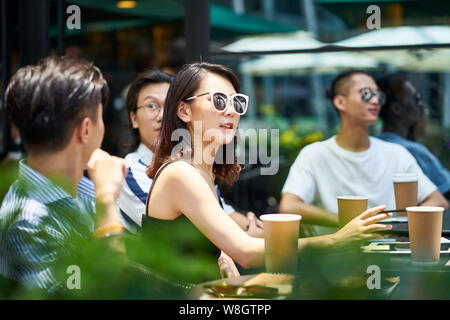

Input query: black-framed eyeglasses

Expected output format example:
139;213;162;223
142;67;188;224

135;103;163;119
136;103;161;112
184;90;248;115
359;88;386;106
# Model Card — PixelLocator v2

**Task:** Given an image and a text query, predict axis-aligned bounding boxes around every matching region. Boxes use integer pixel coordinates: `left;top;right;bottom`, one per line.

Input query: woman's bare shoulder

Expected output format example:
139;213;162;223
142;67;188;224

148;161;207;219
157;160;204;188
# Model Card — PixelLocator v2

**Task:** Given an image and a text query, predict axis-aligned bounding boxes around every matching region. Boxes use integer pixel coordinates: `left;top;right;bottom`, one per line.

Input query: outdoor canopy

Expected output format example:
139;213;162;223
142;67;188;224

62;0;299;36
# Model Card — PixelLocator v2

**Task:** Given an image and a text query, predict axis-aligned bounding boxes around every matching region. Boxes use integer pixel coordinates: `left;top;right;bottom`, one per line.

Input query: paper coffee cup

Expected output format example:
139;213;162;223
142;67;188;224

260;214;301;274
393;173;418;216
406;206;444;265
337;196;368;227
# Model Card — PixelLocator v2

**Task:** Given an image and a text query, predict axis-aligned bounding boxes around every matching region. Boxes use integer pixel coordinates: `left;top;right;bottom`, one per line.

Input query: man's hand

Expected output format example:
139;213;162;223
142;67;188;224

87;149;127;205
85;150;127;254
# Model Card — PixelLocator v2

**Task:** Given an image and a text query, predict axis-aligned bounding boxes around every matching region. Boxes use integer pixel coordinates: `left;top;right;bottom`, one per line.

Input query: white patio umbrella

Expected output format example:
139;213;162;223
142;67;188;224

378;48;450;72
221;31;324;52
335;26;450;47
239;52;378;75
221;31;379;75
334;26;450;72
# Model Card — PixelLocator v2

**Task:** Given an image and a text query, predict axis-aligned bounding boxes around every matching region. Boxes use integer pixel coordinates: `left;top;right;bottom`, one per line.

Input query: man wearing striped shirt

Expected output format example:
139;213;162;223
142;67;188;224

0;56;127;291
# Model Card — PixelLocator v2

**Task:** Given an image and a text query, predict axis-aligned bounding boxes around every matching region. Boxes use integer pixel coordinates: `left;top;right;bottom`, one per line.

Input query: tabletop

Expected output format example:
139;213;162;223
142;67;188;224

382;209;450;236
191;210;450;300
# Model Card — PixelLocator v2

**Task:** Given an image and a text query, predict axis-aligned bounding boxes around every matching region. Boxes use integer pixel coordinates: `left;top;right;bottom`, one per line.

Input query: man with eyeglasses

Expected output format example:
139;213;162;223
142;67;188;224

377;74;450;199
279;70;448;233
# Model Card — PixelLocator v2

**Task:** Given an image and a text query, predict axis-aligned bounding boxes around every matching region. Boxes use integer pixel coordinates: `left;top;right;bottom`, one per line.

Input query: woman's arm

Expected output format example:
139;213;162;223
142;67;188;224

149;162;393;269
148;161;265;269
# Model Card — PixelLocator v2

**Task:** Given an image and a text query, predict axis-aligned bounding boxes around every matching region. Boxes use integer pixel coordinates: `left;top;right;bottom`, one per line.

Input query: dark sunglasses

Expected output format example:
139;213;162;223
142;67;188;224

184;90;248;115
359;88;386;106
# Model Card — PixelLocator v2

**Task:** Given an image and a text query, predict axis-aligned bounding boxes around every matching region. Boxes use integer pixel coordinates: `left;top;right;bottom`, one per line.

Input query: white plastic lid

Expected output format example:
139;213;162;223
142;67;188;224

337;196;368;200
393;173;418;183
260;214;302;221
406;206;445;212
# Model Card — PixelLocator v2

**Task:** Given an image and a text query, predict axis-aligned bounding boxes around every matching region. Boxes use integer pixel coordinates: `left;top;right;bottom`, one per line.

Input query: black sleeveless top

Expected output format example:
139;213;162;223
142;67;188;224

140;160;223;284
142;160;224;221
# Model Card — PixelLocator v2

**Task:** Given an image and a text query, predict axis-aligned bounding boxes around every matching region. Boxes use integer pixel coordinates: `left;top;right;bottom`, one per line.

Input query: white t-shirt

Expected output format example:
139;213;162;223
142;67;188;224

282;136;437;214
117;143;236;233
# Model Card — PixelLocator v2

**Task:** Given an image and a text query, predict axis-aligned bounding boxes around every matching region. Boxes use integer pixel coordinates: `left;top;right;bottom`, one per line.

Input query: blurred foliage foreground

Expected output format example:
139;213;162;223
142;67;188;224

0;163;220;299
0;218;222;300
291;245;450;300
1;163;450;300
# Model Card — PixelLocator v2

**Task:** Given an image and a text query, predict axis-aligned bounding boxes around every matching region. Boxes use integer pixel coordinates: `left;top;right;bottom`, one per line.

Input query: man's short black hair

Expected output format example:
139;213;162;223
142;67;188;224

5;56;109;154
326;69;373;103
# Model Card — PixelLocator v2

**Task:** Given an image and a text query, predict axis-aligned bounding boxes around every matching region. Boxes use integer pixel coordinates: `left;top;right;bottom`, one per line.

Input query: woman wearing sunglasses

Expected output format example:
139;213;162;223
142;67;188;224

143;63;392;278
118;69;262;237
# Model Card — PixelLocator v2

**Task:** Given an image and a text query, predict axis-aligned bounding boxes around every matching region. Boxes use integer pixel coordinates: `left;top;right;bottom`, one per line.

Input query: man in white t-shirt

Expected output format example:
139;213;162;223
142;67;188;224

280;70;448;230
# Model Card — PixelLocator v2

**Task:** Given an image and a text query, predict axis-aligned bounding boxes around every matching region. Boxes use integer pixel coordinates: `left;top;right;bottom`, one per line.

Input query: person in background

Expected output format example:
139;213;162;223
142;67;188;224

279;70;448;234
377;74;450;199
0;56;127;291
117;69;263;236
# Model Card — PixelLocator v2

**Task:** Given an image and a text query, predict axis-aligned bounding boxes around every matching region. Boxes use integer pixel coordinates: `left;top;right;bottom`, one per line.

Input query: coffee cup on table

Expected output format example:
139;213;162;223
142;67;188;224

337;196;368;228
406;206;444;265
260;214;301;274
393;173;418;216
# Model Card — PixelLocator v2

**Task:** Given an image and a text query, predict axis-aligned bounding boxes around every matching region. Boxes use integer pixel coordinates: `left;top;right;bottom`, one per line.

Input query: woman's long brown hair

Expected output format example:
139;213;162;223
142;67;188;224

147;62;242;185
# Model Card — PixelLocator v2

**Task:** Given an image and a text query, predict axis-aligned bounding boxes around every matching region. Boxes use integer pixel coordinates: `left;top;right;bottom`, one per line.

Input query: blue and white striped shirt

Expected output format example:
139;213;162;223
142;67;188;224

117;143;236;233
0;160;96;291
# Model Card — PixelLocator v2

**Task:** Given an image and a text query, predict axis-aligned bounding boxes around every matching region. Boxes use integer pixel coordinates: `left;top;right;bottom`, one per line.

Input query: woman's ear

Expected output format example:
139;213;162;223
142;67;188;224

130;111;138;129
177;101;192;123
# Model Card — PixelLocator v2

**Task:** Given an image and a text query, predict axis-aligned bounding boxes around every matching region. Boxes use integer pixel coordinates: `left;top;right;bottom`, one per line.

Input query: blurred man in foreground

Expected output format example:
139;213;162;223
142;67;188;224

0;56;127;291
